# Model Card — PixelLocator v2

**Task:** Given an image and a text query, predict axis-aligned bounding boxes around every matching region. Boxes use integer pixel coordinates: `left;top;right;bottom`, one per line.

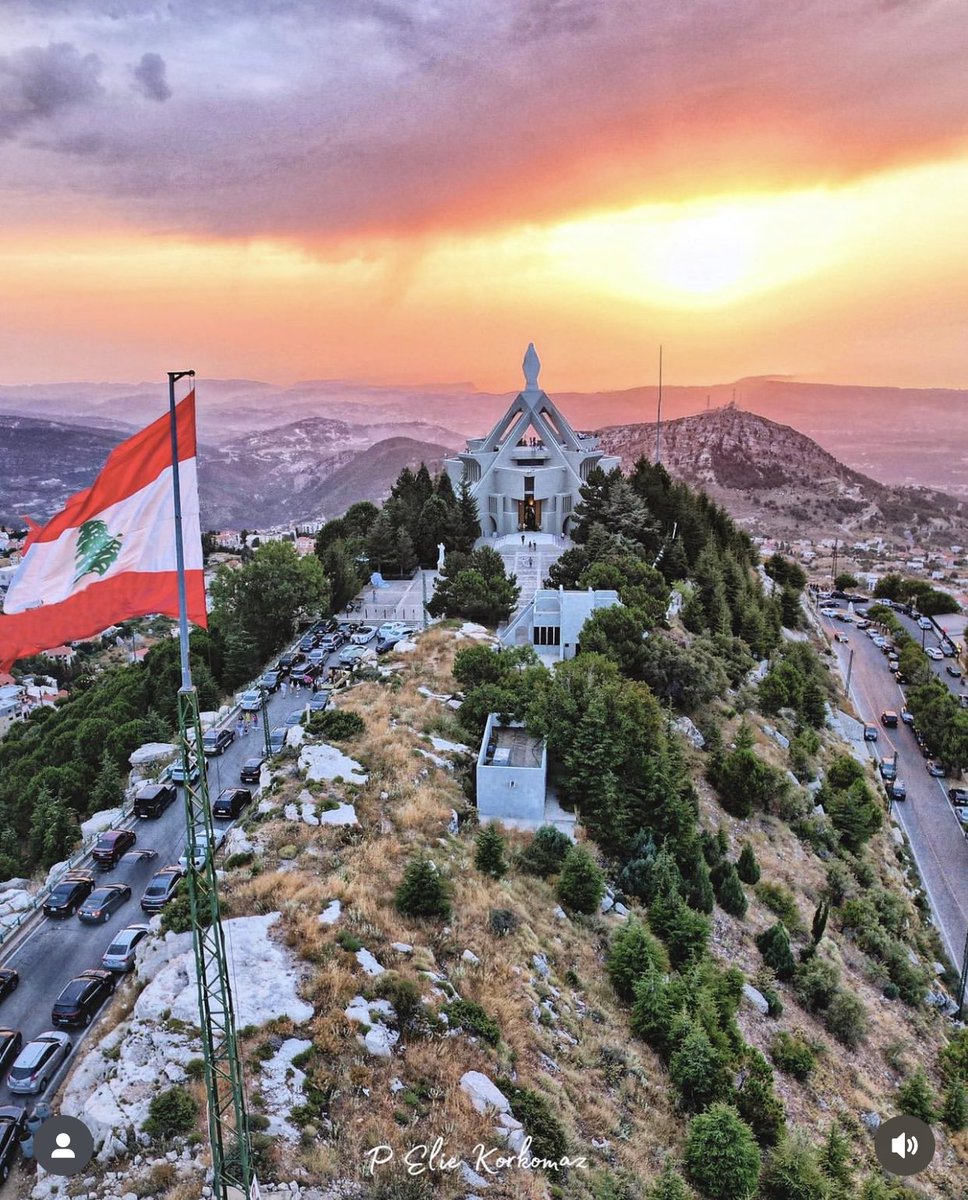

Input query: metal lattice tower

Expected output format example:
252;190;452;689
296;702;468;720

169;371;257;1200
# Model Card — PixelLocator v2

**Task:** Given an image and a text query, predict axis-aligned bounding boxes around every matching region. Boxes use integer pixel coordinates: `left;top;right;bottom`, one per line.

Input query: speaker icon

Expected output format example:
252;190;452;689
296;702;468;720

890;1132;919;1159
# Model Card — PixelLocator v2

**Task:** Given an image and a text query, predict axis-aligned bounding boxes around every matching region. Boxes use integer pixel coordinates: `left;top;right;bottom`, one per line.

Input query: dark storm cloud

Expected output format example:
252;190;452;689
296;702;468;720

132;52;171;101
0;42;103;141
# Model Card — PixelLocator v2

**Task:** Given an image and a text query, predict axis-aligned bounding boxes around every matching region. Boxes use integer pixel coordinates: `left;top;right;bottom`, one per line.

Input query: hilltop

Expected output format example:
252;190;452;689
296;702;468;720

597;405;965;546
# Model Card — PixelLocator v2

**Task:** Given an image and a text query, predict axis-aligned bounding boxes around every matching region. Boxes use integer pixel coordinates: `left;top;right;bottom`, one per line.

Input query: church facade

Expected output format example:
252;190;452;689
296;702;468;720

443;345;621;537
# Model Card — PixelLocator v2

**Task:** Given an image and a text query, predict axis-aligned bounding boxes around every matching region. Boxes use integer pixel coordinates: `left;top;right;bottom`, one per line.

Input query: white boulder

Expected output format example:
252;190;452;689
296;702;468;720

460;1071;511;1115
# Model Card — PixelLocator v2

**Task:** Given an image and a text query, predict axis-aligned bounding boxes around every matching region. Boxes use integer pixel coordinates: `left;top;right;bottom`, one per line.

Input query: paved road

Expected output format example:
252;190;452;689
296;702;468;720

820;610;968;967
0;681;299;1105
891;610;966;702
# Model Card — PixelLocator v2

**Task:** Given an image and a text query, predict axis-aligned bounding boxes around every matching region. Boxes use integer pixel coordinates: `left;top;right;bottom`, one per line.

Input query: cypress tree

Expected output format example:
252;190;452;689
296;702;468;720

395;855;451;920
736;842;760;884
716;863;748;918
455;477;481;553
473;824;507;879
91;748;124;812
670;1020;731;1112
755;923;795;980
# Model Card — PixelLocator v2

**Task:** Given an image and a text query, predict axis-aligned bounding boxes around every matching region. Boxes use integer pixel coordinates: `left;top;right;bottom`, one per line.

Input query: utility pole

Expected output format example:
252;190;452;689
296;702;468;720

845;648;854;693
260;683;272;761
169;372;257;1200
958;923;968;1018
654;345;663;464
421;570;429;630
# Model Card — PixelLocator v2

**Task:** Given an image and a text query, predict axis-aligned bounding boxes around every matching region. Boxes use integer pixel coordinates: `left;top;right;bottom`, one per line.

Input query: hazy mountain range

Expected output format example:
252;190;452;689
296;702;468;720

1;376;965;540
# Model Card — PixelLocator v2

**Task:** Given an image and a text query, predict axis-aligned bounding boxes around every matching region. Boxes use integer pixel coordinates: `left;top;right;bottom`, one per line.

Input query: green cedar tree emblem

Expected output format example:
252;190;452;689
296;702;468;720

73;518;123;583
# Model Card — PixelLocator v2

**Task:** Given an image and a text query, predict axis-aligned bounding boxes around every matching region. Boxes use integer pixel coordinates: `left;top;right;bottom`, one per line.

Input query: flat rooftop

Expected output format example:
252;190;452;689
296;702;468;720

483;725;544;768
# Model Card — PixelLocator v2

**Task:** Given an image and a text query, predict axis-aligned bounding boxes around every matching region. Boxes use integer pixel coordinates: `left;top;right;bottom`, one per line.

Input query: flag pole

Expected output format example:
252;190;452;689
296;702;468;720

168;370;196;691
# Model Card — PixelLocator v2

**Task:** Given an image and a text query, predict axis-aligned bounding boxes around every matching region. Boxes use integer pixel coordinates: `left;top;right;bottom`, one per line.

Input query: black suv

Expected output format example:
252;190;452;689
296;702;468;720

92;828;137;868
51;968;115;1029
202;728;235;756
134;782;177;819
239;756;265;784
43;871;96;918
0;1103;27;1182
212;788;252;819
0;1030;22;1081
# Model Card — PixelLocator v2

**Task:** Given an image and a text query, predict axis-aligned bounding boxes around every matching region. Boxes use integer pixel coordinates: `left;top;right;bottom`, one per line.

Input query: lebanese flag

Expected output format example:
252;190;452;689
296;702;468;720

0;391;207;670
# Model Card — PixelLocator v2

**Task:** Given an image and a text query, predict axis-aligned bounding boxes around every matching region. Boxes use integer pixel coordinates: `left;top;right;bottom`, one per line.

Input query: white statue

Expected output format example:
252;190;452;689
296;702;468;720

437;542;446;570
523;342;541;390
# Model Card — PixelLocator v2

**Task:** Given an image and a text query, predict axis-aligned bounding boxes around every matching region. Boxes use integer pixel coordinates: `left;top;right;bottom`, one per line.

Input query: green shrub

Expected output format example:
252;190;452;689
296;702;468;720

306;709;365;740
518;824;573;877
942;1081;967;1131
735;1050;785;1146
496;1079;569;1163
755;923;795;981
822;989;868;1049
645;1163;694;1200
792;957;840;1013
736;843;760;885
897;1069;937;1123
143;1086;199;1138
770;1031;817;1081
630;967;675;1057
224;850;255;870
759;1134;828;1200
185;1058;206;1082
443;998;501;1046
473;824;508;878
335;930;363;952
939;1027;968;1086
373;973;424;1033
607;918;668;1000
684;1104;761;1200
557;845;605;914
395;855;451;920
649;891;711;968
755;882;801;931
488;907;519;937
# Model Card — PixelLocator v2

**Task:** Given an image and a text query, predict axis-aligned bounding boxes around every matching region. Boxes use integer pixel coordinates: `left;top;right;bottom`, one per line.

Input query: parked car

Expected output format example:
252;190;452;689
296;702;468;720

946;664;963;680
888;780;907;801
202;728;235;756
101;924;151;972
351;625;377;645
43;871;96;918
833;632;849;644
926;761;947;778
178;827;227;871
298;635;317;653
918;616;934;630
901;708;914;725
50;968;115;1029
338;645;368;668
292;665;320;686
320;632;346;651
92;828;136;869
0;1102;27;1182
240;756;265;784
949;787;968;805
879;759;897;781
863;725;879;742
77;883;132;924
307;648;327;666
269;727;288;754
167;761;201;786
855;619;871;630
7;1030;72;1095
212;788;251;820
880;710;898;728
277;651;297;671
0;971;19;1004
258;670;282;693
926;647;943;661
941;641;957;657
284;708;305;727
307;691;331;713
134;782;177;819
239;689;264;712
140;866;184;912
0;1031;23;1085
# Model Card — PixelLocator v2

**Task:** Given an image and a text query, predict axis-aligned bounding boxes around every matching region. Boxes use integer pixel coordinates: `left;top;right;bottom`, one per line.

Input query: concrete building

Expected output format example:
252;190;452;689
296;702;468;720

477;715;548;825
444;344;620;537
501;586;621;661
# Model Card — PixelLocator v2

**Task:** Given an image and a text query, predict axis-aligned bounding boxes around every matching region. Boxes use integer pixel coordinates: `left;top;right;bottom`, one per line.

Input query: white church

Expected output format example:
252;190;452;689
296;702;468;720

444;344;620;537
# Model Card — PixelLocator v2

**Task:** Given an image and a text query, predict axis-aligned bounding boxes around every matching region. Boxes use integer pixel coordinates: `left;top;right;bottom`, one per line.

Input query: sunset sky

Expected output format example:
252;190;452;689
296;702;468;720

2;0;967;392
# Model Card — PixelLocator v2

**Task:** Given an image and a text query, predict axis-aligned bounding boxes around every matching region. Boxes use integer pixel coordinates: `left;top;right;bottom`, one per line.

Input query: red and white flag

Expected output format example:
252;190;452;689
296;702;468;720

0;391;207;670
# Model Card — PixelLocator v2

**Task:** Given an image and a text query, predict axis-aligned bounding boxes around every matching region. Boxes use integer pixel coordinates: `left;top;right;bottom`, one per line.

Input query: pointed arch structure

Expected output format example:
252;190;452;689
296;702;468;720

444;344;621;536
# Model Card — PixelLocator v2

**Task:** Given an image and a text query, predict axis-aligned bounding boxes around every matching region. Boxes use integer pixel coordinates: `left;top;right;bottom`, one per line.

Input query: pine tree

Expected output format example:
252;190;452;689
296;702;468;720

670;1020;730;1112
684;1105;761;1200
735;1051;785;1146
897;1069;937;1123
755;923;795;980
395;855;451;920
91;748;123;812
473;824;507;879
819;1122;853;1188
414;494;455;565
455;477;481;553
736;842;760;885
942;1081;968;1131
630;965;675;1057
607;918;667;1000
716;863;748;918
394;527;418;577
434;471;457;506
365;511;398;573
556;845;605;914
645;1163;692;1200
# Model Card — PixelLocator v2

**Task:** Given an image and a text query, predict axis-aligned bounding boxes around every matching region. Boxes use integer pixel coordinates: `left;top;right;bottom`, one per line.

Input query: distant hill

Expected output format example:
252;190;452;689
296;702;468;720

597;405;965;545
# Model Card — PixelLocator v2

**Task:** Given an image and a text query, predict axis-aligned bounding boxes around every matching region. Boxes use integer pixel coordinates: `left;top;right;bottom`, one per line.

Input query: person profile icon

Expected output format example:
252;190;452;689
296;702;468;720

51;1131;75;1159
